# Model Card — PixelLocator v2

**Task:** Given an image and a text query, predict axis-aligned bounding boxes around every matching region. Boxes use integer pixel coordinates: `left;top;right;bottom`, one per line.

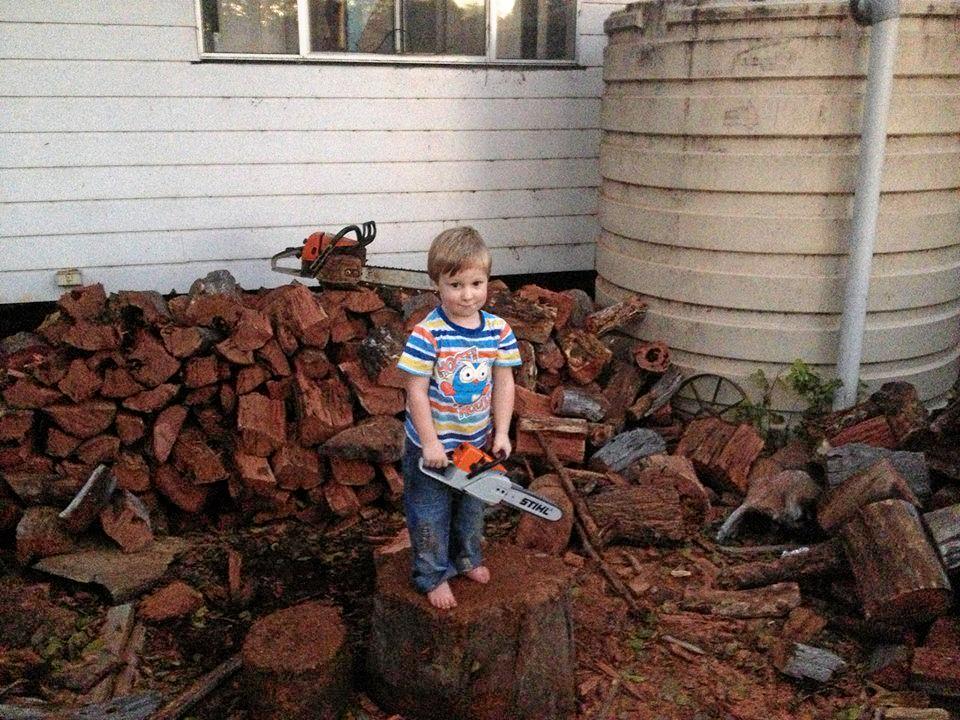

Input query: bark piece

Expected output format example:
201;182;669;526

44;400;116;439
818;459;919;534
773;641;846;682
367;543;576;720
557;329;612;385
514;475;574;555
588;428;665;473
675;418;759;494
585;295;646;336
515;416;587;464
236;393;286;457
628;365;683;420
681;582;802;619
100;491;153;553
485;290;556;344
515;340;538;391
601;361;641;430
320;416;405;464
139;580;205;623
154;464;208;513
58;359;103;402
842;499;951;624
242;602;351;720
59;465;117;534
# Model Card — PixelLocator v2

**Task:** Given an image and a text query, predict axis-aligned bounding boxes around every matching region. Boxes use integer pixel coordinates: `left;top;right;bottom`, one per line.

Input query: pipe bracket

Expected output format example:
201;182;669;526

849;0;900;25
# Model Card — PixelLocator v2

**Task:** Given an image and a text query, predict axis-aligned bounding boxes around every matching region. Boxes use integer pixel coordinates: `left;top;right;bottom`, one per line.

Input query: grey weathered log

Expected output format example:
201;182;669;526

718;539;846;590
627;365;682;420
588;428;665;473
773;642;846;682
58;464;117;534
824;443;930;501
924;503;960;572
550;385;609;422
841;499;951;625
0;693;161;720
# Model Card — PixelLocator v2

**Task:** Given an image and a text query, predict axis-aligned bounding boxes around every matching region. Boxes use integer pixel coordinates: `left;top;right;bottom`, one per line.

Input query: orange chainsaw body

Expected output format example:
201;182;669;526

451;443;506;476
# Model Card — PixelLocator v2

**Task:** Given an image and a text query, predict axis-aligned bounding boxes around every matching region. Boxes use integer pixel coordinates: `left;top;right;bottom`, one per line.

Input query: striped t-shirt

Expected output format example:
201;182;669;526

397;307;522;451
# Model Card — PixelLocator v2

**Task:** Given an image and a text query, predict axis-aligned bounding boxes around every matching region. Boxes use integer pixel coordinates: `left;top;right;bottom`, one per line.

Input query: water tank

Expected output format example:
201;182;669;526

597;0;960;407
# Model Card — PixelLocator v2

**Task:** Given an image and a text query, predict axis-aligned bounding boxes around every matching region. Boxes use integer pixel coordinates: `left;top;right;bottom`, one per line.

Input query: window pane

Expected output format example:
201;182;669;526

495;0;574;60
202;0;299;53
403;0;485;56
310;0;400;53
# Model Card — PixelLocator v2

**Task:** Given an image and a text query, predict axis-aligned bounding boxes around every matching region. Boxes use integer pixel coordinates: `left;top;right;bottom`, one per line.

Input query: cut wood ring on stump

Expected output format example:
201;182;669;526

673;373;747;422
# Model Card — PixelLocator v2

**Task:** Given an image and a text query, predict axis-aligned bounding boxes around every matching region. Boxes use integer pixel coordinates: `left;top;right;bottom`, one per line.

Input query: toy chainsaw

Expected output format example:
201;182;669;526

271;220;434;290
418;443;563;522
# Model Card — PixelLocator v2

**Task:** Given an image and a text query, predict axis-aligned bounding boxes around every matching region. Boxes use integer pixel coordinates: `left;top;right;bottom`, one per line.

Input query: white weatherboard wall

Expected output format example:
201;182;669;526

0;0;624;303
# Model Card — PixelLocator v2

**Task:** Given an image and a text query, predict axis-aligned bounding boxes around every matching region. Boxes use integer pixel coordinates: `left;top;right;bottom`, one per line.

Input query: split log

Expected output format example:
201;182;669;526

818;459;919;534
338;360;404;416
718;539;846;590
675;418;762;495
515;416;587;464
824;443;930;502
601;361;641;430
58;464;116;534
633;340;670;373
514;385;553;419
588;428;665;473
584;295;646;336
100;491;153;553
550;385;609;422
627;365;683;420
535;338;566;371
841;499;951;625
320;415;404;464
236;393;286;457
557;329;612;385
515;340;538;390
485;290;557;344
367;543;576;720
772;641;846;682
515;284;574;329
680;582;802;618
241;603;350;720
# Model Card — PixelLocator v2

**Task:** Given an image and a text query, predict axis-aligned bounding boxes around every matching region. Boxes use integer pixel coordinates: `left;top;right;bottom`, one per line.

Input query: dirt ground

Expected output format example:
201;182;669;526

2;497;934;720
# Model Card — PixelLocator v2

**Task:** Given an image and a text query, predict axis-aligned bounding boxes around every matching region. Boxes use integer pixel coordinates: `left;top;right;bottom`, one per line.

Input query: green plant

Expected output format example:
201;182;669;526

733;369;786;438
783;359;843;415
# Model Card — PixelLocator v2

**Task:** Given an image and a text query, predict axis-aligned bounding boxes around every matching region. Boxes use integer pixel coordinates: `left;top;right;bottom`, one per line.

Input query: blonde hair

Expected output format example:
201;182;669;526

427;226;491;282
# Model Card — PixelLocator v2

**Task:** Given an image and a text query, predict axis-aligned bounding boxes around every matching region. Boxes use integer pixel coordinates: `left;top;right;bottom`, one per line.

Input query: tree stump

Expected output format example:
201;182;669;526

241;602;351;720
366;542;576;720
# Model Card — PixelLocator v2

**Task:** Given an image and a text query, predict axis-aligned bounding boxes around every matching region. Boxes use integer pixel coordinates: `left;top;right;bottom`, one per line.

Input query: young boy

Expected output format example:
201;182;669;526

396;227;521;610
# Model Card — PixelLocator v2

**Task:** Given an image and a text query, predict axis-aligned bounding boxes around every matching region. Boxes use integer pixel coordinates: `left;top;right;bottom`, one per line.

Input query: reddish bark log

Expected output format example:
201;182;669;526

584;295;647;336
237;393;286;457
515;416;587;464
485;290;557;344
557;329;612;385
3;378;63;408
122;383;179;414
58;359;102;402
101;368;145;399
153;405;188;464
58;283;107;321
129;330;180;388
515;284;574;329
45;400;117;439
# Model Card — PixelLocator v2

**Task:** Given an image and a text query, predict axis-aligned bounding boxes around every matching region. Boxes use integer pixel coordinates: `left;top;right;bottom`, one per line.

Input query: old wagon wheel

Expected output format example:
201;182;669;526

672;373;748;422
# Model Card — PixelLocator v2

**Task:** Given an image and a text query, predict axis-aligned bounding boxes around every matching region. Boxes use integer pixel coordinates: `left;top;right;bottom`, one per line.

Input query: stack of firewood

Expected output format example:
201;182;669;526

0;273;679;560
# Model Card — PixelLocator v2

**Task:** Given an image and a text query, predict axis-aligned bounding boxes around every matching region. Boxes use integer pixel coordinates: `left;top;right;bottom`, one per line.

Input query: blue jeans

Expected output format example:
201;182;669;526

402;441;485;593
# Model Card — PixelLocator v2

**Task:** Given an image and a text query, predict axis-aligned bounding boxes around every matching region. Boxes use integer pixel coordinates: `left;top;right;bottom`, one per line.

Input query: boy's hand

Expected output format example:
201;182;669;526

421;440;449;469
491;433;512;460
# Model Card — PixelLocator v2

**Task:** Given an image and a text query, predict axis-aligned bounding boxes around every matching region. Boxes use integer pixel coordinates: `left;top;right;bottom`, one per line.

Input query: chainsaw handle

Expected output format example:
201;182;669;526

466;452;507;479
331;220;377;248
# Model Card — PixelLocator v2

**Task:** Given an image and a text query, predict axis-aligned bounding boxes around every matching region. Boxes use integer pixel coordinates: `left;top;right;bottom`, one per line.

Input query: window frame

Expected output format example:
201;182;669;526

193;0;579;66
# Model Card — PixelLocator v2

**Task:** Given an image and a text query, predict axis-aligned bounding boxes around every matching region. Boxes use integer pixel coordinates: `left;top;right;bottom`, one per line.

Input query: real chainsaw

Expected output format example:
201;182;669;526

418;443;563;522
270;220;434;290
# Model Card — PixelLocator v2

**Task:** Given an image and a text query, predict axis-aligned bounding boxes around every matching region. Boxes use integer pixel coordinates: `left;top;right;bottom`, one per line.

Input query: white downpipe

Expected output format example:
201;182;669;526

833;0;901;410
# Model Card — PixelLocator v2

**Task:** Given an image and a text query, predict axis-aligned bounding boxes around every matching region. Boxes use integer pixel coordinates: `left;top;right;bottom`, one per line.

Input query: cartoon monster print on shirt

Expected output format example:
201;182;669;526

437;348;492;415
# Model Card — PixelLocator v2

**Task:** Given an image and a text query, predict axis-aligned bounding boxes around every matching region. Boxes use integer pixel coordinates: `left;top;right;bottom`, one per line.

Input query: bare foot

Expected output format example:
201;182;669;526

464;566;490;584
426;582;457;609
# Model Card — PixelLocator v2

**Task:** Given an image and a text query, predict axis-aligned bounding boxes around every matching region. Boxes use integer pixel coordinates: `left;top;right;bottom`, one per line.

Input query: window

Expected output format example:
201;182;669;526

198;0;576;63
